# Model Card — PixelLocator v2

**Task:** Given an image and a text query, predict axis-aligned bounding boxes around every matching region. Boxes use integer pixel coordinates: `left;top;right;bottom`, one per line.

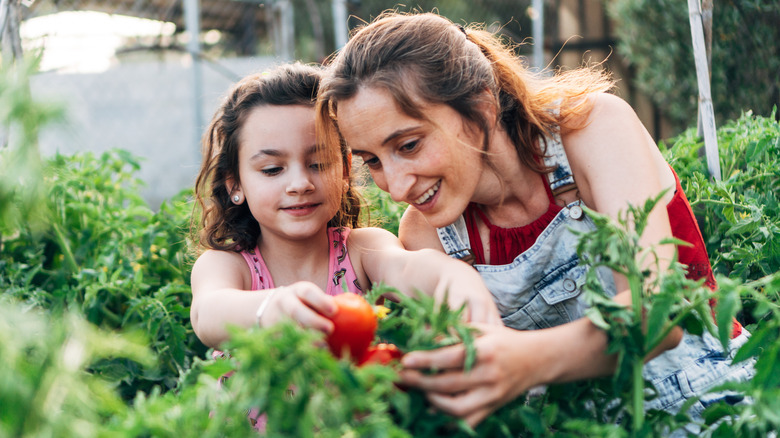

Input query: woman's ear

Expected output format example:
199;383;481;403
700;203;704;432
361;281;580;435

477;89;500;125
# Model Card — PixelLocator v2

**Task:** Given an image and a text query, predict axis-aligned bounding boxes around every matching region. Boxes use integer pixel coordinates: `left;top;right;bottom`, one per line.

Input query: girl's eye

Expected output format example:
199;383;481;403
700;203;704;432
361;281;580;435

310;162;327;171
261;167;283;176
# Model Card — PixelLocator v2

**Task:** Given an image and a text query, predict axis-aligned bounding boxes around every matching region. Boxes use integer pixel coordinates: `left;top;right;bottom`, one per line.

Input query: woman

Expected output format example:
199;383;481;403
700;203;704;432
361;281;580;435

316;11;753;432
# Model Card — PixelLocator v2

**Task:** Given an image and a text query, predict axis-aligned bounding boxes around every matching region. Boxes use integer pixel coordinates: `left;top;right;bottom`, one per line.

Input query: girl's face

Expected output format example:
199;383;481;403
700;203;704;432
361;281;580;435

337;86;484;228
234;105;342;244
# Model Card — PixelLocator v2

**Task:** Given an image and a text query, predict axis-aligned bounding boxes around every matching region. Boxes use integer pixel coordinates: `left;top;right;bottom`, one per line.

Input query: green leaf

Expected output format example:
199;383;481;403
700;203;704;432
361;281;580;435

714;288;740;351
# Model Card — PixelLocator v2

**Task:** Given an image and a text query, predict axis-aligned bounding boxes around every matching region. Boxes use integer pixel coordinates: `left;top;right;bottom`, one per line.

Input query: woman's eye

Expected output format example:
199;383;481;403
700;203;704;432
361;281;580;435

310;162;326;171
361;156;381;169
261;167;283;176
399;140;419;153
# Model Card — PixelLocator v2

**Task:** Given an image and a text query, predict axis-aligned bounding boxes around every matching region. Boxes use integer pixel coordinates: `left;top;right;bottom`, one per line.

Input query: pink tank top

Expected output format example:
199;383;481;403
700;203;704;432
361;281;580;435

239;227;364;295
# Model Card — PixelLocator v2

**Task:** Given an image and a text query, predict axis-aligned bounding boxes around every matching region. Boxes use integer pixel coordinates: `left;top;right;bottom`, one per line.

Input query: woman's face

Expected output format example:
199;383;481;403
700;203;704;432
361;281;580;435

336;86;485;228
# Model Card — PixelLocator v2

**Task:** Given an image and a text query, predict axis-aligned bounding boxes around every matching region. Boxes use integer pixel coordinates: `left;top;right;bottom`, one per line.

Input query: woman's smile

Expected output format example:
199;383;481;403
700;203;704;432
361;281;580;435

411;180;441;208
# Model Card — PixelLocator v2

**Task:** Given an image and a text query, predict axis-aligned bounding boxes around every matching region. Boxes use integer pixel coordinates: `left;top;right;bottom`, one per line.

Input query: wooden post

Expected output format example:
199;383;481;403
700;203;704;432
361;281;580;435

688;0;721;181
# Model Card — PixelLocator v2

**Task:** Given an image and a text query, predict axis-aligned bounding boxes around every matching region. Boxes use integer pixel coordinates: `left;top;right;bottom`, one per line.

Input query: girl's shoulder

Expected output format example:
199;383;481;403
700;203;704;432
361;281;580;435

346;226;403;249
191;248;253;290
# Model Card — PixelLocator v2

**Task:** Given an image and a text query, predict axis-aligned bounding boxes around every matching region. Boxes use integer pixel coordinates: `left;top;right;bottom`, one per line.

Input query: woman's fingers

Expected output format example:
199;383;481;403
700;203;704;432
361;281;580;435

425;388;497;425
399;367;482;395
401;343;467;371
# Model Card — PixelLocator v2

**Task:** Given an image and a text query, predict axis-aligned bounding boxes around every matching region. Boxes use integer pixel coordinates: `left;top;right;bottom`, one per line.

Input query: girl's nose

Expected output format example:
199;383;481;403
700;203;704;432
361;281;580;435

285;168;315;195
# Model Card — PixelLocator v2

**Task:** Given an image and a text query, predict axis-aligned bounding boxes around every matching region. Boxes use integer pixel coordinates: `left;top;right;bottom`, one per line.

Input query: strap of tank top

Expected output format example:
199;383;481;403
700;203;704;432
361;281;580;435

541;132;578;197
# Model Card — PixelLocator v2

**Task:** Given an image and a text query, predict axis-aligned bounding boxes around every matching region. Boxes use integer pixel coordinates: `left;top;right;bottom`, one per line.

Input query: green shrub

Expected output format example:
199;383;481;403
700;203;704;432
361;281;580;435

608;0;780;134
663;109;780;282
0;149;206;399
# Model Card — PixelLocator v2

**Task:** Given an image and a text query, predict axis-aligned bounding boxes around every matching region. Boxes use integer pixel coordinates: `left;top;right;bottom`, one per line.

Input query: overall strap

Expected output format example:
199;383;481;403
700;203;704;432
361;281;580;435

541;132;578;197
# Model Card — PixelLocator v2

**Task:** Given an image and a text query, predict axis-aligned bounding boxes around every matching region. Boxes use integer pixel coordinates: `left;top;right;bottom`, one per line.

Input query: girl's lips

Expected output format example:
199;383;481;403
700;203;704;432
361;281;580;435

281;203;320;216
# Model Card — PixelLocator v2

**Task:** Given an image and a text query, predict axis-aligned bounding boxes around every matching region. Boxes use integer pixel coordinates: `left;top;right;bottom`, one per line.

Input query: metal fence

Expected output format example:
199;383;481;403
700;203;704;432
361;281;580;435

6;0;660;208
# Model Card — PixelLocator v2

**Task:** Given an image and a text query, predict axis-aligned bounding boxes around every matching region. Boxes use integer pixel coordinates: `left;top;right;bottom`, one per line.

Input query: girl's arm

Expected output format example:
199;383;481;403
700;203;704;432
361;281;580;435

190;249;338;348
398;93;684;425
348;227;502;325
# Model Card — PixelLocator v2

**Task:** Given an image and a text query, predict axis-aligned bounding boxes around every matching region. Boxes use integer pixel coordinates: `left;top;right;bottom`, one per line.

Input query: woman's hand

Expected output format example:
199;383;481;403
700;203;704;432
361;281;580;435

256;281;338;334
399;323;546;427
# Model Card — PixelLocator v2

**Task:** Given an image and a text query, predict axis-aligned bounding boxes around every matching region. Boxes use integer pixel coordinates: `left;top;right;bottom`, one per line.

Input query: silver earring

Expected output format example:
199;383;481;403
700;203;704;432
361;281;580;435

232;195;240;203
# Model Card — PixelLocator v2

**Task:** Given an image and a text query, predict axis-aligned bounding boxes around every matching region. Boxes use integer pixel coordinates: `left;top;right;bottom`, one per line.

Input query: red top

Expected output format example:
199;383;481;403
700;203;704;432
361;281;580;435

464;166;742;337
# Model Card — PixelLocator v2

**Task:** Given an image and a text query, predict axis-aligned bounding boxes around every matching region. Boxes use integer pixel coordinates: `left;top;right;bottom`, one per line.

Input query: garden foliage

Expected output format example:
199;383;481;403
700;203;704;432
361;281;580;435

607;0;780;133
2;57;779;435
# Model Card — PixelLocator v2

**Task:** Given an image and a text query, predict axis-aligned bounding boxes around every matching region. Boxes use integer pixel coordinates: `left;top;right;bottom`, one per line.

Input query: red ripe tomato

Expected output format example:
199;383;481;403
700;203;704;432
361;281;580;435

326;293;377;361
358;343;403;366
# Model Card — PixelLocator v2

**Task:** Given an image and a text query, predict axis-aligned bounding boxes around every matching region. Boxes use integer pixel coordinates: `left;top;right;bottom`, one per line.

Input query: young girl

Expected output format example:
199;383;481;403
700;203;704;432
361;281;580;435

189;62;500;354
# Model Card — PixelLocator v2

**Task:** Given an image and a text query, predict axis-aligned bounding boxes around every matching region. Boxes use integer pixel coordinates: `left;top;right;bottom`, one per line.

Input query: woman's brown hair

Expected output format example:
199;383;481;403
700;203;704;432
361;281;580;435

317;11;615;176
193;62;362;253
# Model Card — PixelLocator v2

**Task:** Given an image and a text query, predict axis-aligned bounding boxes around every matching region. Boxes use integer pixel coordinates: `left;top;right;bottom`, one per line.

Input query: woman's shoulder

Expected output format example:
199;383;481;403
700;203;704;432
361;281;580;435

560;92;635;134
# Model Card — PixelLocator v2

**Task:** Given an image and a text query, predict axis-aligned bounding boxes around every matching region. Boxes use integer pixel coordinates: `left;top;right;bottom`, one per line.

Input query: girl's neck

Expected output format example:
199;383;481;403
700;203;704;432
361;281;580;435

257;226;331;289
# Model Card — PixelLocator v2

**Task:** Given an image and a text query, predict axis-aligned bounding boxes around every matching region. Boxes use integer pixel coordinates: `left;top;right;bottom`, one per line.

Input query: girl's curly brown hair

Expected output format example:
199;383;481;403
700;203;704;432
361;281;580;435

193;62;362;253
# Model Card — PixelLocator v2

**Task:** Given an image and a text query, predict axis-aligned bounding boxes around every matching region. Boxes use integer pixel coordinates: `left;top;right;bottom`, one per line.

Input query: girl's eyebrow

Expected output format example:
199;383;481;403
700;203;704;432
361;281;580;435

250;149;284;161
249;145;318;161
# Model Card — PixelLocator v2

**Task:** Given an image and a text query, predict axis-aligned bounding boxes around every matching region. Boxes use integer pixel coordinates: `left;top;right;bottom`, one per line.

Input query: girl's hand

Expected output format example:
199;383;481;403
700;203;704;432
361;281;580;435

256;281;338;334
399;323;546;427
432;267;502;326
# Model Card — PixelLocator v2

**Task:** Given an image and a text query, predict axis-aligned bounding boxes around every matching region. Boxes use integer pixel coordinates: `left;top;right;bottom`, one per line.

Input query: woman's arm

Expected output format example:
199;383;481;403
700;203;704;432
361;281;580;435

190;250;337;348
349;227;501;325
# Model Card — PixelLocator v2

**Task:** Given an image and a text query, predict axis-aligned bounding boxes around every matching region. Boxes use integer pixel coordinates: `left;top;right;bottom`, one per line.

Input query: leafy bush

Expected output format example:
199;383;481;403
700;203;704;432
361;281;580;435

608;0;780;134
0;149;206;399
663;109;780;283
2;54;779;435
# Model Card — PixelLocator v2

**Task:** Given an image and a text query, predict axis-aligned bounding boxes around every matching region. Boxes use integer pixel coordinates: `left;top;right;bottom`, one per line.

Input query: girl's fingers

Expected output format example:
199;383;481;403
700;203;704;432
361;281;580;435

291;283;338;317
290;304;335;334
272;286;335;333
468;300;503;326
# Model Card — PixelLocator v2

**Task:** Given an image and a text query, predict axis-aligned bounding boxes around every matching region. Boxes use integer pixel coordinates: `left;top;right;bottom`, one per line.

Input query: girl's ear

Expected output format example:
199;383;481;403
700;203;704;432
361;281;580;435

226;178;243;204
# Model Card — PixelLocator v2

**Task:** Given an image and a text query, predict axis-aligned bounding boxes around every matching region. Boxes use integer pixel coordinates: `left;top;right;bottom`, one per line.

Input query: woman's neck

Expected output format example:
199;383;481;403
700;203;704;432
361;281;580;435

473;130;550;228
257;227;331;290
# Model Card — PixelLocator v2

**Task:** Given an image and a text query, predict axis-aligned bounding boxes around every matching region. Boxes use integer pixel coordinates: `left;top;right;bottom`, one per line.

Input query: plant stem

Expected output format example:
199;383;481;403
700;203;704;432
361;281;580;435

629;273;645;433
52;222;78;273
632;359;644;433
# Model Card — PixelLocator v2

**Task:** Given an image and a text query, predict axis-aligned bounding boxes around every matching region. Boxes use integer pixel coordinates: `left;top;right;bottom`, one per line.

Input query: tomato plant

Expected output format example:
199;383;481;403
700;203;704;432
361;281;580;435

358;343;403;366
326;292;377;360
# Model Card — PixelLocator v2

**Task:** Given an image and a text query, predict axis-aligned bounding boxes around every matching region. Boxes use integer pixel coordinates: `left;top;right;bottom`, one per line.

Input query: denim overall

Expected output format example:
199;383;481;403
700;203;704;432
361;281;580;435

436;132;754;432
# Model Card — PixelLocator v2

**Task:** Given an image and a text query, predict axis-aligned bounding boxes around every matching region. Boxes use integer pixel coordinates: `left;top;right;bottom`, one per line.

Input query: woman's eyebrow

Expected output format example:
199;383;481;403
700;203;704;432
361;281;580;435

351;126;420;155
381;127;418;146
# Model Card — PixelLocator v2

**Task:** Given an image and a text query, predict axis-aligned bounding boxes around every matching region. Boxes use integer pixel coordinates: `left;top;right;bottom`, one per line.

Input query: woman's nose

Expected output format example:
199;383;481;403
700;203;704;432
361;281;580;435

382;163;415;203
